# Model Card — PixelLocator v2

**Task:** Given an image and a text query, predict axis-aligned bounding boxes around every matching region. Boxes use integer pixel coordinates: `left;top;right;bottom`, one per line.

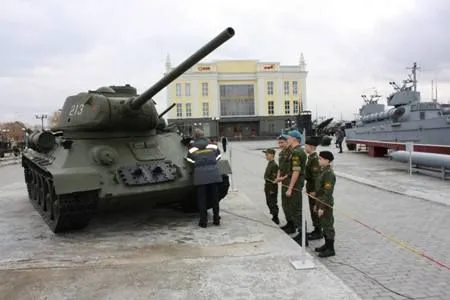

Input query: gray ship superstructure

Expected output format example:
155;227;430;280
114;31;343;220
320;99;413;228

345;63;450;153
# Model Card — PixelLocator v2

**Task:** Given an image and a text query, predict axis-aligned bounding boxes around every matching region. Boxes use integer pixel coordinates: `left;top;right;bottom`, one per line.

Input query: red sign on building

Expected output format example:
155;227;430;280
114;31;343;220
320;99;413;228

197;66;211;71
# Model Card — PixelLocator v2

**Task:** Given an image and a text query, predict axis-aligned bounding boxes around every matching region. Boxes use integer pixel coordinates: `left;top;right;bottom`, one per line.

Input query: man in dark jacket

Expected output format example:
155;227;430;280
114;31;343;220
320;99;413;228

185;128;223;228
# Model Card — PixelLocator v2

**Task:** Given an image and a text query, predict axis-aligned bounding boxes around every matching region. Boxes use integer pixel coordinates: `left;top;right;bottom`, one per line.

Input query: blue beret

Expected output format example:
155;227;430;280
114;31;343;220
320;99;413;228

277;134;288;140
287;130;303;141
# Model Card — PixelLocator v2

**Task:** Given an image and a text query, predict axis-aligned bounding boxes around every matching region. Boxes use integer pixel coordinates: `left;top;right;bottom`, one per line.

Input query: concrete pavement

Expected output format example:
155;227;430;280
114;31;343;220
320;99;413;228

0;163;360;300
227;140;450;300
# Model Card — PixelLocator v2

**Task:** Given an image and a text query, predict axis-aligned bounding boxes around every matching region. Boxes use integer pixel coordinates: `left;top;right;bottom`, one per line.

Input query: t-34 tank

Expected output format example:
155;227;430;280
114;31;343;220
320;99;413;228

22;27;235;233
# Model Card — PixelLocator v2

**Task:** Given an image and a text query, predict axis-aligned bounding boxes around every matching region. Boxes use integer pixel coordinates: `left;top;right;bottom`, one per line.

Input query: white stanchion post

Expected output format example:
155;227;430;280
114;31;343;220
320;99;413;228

406;142;413;176
228;142;238;192
291;191;316;270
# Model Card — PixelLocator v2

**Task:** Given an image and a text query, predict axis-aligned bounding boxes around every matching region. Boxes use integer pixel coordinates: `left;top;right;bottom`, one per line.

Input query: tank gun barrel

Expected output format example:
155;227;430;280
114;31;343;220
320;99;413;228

130;27;235;110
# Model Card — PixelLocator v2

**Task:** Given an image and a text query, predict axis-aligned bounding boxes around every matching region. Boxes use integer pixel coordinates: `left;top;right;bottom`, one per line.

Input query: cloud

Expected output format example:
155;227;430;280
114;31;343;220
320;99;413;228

1;0;450;126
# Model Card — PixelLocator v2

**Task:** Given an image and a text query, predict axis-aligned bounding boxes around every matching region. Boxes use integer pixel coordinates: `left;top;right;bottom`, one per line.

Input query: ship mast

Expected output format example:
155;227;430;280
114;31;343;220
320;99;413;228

407;62;420;91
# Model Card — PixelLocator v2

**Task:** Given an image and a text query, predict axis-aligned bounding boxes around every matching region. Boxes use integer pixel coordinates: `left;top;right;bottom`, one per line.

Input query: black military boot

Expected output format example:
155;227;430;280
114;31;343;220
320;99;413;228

213;215;220;226
198;221;207;228
307;227;323;240
293;232;309;247
318;239;336;257
271;215;280;225
314;235;327;252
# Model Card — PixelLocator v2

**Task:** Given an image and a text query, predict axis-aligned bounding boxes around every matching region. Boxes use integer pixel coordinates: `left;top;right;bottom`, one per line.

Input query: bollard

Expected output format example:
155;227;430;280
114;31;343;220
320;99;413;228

228;142;238;192
291;190;316;270
405;142;414;176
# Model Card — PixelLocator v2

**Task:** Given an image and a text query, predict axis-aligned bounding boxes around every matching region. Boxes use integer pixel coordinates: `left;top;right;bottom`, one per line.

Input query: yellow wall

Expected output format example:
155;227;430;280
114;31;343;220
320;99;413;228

216;60;257;73
263;78;303;115
167;60;305;118
197;80;214;117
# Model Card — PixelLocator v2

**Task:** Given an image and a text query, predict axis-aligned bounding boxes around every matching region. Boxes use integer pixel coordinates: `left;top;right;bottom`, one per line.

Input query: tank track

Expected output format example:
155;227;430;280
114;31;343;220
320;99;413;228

22;157;97;233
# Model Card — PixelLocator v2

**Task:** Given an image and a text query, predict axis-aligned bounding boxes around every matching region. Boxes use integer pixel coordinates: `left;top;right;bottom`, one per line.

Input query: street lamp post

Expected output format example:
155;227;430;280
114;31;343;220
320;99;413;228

35;114;48;130
21;128;28;149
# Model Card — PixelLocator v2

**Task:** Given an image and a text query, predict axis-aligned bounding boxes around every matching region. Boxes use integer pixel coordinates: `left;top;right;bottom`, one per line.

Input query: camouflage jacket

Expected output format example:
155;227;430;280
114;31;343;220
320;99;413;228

315;166;336;209
305;152;321;193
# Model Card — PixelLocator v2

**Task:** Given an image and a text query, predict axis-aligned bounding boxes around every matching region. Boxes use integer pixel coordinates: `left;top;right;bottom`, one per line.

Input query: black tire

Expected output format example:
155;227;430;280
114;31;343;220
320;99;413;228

346;143;356;151
180;174;230;212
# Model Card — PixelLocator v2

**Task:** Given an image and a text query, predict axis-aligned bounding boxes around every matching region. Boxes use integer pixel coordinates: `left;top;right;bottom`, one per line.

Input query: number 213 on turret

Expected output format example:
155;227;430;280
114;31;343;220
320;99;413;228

68;104;85;116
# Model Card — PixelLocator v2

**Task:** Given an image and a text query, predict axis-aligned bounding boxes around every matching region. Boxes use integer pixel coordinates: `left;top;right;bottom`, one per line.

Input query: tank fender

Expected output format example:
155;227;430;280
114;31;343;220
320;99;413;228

218;159;232;174
51;167;101;195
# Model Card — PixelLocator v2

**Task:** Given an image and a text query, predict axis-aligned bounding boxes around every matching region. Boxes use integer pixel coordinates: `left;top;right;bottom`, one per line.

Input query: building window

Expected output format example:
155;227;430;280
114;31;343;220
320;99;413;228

185;83;191;97
284;81;289;95
268;123;275;133
202;82;208;96
267;81;273;95
176;83;181;97
268;101;274;115
293;81;298;95
185;103;192;117
284;101;290;115
219;84;255;116
202;102;209;117
176;103;182;117
293;100;299;114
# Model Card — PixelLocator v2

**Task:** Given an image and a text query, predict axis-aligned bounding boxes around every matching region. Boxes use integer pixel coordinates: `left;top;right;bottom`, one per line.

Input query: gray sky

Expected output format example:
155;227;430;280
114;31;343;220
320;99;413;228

1;0;450;125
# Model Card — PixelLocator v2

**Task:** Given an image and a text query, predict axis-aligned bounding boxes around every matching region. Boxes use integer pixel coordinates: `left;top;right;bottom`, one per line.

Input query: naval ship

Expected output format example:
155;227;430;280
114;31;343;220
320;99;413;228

345;63;450;155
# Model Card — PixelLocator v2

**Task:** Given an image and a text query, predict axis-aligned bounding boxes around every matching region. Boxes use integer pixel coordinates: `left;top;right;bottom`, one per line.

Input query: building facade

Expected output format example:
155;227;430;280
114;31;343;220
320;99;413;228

166;54;308;138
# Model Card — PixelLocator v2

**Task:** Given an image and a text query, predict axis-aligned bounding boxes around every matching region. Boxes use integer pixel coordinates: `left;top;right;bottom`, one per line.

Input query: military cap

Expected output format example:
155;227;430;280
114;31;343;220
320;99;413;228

319;150;334;162
277;134;288;140
305;136;321;147
287;130;303;141
262;148;275;154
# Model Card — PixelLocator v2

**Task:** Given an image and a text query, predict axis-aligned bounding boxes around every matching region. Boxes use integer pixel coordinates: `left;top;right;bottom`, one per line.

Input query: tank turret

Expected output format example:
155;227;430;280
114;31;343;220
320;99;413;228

56;27;235;132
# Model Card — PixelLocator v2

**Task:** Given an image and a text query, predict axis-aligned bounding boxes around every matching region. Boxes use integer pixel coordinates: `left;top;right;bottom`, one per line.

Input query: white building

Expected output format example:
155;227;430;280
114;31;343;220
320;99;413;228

165;55;308;138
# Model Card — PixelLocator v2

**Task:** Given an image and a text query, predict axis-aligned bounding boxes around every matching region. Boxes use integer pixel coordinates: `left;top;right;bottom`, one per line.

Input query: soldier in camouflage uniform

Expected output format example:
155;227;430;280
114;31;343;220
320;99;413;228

275;135;295;233
314;150;336;257
304;137;323;241
285;130;308;246
263;148;279;224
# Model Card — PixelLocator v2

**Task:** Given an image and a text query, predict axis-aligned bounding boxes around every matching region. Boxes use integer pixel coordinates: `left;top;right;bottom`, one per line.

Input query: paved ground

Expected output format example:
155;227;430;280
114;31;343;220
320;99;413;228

227;140;450;300
0;163;360;300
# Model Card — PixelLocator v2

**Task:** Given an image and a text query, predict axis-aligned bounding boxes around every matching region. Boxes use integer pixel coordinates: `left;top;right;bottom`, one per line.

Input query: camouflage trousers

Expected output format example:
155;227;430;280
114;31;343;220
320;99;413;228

281;186;304;231
319;206;335;239
264;190;279;217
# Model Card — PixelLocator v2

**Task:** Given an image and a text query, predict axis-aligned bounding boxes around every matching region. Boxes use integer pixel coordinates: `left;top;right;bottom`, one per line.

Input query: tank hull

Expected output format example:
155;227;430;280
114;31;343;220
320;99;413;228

22;131;231;233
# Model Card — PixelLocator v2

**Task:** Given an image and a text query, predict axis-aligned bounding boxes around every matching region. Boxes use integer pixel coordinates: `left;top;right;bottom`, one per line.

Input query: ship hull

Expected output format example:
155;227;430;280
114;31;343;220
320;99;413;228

345;139;450;155
345;118;450;146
